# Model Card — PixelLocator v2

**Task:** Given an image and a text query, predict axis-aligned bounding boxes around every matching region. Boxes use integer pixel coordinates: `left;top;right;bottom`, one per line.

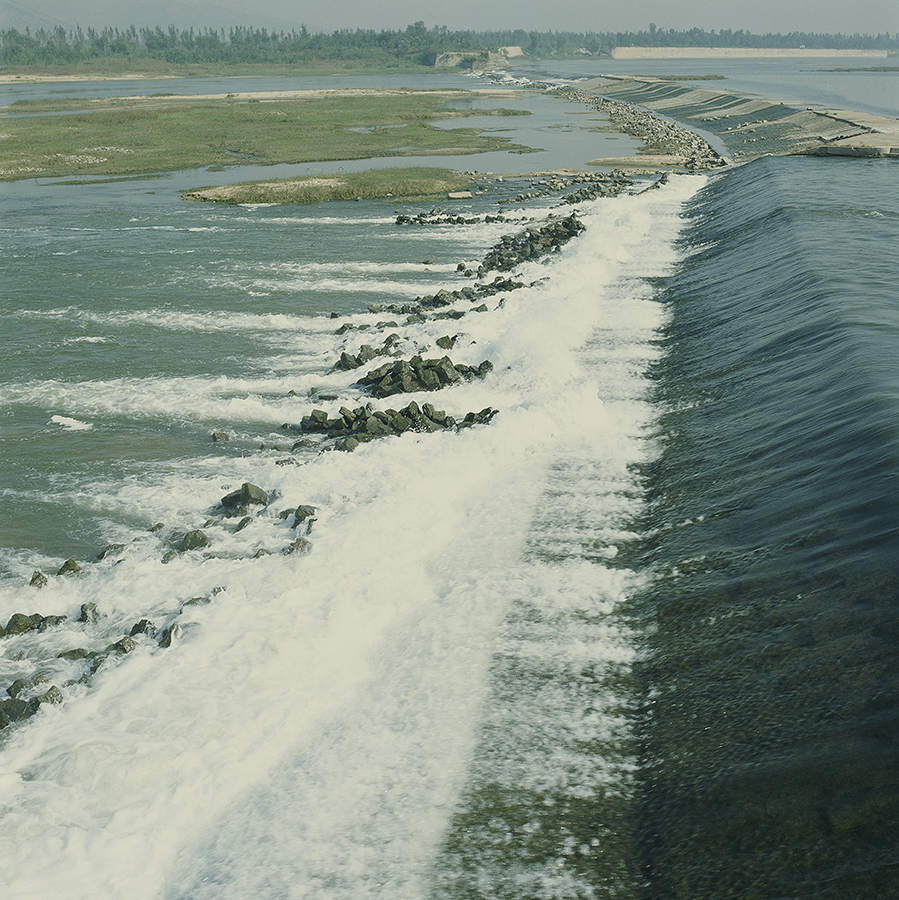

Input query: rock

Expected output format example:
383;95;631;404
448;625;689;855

294;505;317;525
38;615;67;632
253;548;272;558
4;613;42;637
158;623;181;649
212;430;230;442
107;636;138;655
220;482;269;510
95;543;125;561
7;678;30;699
288;537;312;554
57;558;83;576
336;351;360;370
161;550;178;564
28;685;63;715
0;697;30;729
448;190;473;199
29;570;48;588
178;530;210;552
130;619;157;637
79;603;99;623
57;648;91;660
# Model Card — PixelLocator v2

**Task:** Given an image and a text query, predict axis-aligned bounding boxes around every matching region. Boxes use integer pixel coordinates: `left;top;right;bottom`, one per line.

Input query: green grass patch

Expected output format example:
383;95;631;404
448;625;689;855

182;166;475;204
0;90;534;181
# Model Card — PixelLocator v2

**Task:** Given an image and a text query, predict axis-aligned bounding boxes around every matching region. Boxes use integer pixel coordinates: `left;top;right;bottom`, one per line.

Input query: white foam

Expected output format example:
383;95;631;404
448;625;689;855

47;414;92;431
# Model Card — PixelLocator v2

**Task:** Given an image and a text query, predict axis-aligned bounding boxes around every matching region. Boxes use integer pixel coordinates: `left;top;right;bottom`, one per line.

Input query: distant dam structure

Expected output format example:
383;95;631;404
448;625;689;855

611;47;890;59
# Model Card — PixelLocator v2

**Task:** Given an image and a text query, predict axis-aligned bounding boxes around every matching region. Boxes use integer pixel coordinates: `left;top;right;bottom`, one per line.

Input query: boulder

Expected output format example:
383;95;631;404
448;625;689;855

0;697;30;729
57;647;91;660
158;623;181;649
79;602;99;623
219;482;269;511
95;543;125;561
29;571;48;589
57;558;83;576
4;613;42;637
106;636;138;654
28;685;63;715
294;505;317;524
130;619;157;637
7;678;30;699
178;530;210;552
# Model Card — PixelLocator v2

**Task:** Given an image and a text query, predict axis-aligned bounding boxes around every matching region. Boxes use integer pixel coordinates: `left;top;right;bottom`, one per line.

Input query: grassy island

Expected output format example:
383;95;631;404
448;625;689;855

0;88;533;182
181;166;476;204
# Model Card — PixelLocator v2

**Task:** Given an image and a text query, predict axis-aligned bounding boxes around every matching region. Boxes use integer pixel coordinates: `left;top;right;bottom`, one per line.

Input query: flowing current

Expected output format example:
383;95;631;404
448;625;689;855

0;152;697;896
2;67;898;899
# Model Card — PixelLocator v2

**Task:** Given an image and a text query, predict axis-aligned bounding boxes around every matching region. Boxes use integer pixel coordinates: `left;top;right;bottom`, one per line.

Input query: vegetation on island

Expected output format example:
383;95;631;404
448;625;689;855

181;167;476;204
0;90;534;182
1;22;896;74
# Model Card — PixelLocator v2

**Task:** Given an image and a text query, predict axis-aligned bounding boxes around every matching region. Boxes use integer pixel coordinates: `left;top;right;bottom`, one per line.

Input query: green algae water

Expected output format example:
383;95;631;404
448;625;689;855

1;67;898;899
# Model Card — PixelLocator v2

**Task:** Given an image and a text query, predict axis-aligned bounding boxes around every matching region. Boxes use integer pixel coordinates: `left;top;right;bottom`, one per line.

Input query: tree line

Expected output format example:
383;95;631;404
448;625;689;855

1;22;896;68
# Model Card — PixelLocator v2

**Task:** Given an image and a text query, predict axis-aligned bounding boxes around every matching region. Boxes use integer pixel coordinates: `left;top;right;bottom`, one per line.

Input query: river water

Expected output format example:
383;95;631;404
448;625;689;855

0;60;897;898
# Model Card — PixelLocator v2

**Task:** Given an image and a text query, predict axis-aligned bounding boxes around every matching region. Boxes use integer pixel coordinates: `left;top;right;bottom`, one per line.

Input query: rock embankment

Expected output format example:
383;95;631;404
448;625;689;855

355;354;493;398
478;213;584;274
559;88;727;171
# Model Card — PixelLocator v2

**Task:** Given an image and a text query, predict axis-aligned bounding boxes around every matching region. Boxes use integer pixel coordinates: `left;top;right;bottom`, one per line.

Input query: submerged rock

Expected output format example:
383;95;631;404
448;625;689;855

79;602;99;623
7;678;30;699
28;685;63;713
287;537;312;554
158;623;181;649
130;619;157;637
178;530;210;552
29;571;48;589
106;636;138;655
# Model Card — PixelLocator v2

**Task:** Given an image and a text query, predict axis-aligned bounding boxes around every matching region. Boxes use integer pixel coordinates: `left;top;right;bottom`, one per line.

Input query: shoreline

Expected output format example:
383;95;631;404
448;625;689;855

611;47;890;60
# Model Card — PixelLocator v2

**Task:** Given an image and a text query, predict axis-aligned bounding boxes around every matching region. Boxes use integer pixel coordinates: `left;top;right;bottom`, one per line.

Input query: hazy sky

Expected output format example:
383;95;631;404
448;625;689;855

4;0;898;35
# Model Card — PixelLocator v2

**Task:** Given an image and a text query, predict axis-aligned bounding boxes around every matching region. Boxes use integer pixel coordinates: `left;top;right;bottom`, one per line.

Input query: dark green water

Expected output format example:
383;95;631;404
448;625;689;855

631;155;899;898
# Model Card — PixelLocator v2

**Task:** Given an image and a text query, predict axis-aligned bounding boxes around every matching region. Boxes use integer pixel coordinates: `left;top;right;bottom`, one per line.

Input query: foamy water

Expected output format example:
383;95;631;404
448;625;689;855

0;176;700;898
